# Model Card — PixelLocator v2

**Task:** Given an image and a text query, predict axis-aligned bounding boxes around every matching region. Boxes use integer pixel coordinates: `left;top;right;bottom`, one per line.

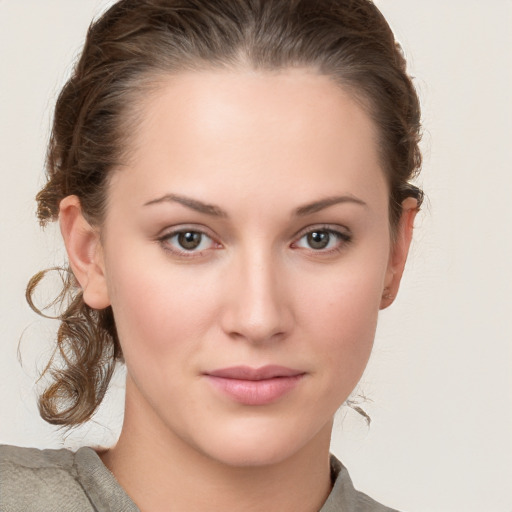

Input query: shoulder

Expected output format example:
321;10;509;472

322;455;401;512
0;444;95;512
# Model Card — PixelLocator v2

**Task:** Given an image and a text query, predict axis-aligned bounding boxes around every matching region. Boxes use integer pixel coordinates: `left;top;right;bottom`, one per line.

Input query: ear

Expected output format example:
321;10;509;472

380;197;418;310
59;195;110;310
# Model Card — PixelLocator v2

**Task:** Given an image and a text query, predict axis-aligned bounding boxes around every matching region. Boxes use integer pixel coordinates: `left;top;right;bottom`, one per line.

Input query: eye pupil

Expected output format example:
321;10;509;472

178;231;202;250
307;231;330;249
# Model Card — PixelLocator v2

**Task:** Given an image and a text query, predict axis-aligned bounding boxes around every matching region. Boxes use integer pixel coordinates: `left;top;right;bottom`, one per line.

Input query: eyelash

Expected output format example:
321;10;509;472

291;225;352;255
158;227;221;258
157;225;352;258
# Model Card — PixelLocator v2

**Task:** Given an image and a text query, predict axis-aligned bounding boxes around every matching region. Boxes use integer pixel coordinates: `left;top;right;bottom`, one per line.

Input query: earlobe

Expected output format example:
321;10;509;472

380;197;418;310
59;196;110;310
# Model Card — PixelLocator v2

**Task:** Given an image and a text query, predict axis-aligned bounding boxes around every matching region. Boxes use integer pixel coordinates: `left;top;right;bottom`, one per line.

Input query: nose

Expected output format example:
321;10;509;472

219;248;293;345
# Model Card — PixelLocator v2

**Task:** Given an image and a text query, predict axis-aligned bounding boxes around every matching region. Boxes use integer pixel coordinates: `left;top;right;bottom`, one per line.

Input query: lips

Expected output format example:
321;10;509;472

204;365;305;406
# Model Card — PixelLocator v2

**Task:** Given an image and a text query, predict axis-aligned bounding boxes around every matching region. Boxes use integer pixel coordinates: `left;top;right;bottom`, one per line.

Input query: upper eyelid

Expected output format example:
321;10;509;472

157;224;217;240
157;228;220;257
292;223;351;240
155;223;351;245
157;226;221;253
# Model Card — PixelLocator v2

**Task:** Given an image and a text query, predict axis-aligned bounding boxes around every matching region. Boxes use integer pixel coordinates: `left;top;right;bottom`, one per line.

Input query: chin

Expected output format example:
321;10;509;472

205;441;299;468
192;417;330;469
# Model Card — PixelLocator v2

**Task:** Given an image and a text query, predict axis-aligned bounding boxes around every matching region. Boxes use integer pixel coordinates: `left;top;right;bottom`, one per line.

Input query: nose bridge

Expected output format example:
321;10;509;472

221;241;290;343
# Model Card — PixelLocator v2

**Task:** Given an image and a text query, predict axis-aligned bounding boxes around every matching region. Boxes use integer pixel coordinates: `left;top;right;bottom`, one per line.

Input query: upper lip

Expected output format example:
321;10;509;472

206;365;304;381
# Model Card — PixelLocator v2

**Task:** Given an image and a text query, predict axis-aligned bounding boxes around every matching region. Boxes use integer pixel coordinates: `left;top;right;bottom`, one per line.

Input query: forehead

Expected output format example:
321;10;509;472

111;68;387;211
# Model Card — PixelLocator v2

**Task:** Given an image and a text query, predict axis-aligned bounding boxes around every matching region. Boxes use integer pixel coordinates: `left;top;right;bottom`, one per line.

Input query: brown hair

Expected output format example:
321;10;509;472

28;0;423;426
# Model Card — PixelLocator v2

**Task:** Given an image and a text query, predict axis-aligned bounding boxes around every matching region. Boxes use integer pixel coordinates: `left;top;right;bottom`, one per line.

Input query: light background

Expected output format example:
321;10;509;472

0;1;511;511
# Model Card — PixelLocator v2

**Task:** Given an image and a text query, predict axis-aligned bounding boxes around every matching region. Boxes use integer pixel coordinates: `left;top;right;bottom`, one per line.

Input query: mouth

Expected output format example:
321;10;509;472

204;365;306;405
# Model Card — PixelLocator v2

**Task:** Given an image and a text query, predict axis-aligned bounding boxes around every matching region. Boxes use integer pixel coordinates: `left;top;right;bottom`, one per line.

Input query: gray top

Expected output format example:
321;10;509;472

0;444;398;511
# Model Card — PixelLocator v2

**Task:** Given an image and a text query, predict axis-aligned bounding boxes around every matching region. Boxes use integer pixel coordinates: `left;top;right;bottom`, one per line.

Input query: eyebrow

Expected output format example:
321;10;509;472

143;194;228;217
143;193;367;218
294;195;367;216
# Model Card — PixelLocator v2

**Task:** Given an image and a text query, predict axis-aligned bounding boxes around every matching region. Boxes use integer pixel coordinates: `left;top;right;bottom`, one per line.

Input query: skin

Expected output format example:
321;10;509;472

60;68;417;512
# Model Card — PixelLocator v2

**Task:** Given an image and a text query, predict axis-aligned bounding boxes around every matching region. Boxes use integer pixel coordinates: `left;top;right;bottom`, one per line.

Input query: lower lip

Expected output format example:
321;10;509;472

205;375;304;406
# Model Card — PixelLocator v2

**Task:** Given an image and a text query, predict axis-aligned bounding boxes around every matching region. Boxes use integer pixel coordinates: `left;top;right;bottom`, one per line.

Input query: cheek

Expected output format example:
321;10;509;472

297;253;388;384
308;292;378;414
310;278;380;354
104;253;219;362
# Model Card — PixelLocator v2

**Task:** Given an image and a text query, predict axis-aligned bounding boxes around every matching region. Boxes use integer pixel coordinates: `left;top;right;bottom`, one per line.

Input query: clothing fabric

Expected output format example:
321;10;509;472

0;444;398;511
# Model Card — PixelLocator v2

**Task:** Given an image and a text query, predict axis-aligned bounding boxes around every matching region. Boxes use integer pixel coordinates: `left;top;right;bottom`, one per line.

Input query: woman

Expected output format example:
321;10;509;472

0;0;422;510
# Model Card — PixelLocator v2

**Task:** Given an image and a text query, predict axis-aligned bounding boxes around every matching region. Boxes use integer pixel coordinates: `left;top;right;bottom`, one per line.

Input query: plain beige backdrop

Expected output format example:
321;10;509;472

1;1;511;511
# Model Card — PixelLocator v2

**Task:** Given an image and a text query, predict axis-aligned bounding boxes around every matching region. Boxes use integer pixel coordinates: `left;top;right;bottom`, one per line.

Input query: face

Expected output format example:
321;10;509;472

82;69;406;467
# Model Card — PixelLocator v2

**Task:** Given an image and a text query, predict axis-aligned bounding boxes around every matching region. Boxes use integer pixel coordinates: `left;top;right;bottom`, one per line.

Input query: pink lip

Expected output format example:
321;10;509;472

204;365;305;406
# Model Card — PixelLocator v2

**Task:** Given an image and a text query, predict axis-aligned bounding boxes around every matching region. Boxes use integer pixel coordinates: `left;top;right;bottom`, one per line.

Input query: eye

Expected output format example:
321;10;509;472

293;227;351;252
160;229;219;254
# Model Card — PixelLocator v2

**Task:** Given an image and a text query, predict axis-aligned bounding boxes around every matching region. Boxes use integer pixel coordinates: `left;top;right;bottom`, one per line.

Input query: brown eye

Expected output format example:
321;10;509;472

161;229;217;254
306;231;330;249
293;227;351;252
177;231;203;250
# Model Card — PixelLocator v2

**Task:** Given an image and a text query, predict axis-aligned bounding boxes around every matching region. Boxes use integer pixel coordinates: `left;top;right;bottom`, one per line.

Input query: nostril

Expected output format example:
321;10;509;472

225;322;287;345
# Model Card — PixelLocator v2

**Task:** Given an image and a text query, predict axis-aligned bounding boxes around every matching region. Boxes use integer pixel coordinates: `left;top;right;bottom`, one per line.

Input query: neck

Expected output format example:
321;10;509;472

100;377;333;512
